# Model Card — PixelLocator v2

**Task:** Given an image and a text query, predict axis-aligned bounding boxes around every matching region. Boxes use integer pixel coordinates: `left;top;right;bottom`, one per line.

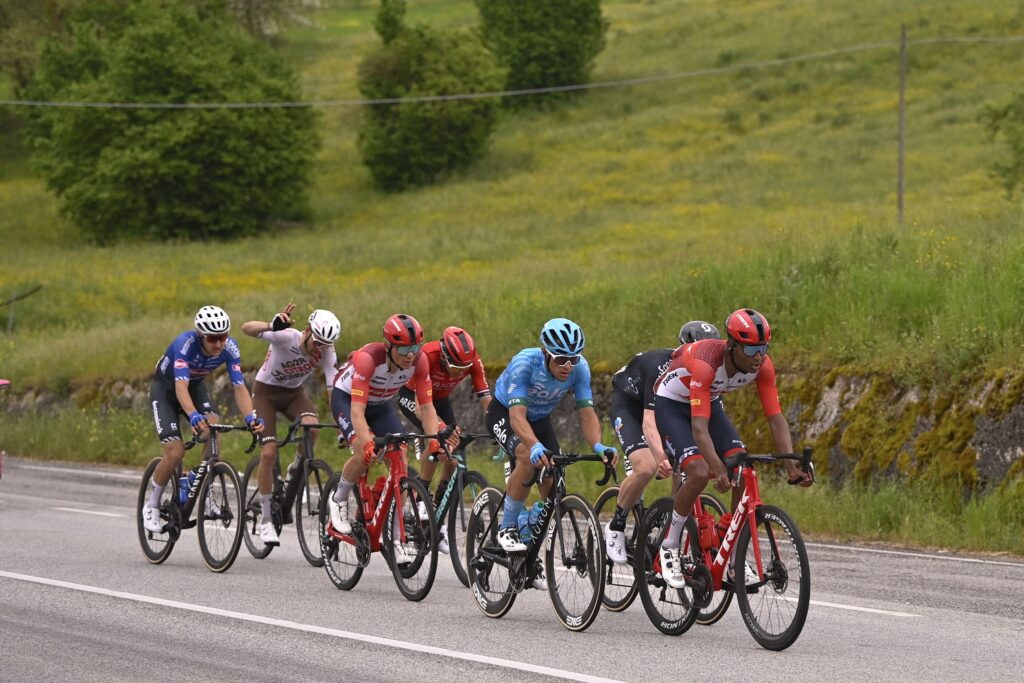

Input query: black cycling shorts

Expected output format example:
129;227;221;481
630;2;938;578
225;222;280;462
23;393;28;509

653;395;745;468
486;400;559;474
610;389;648;457
330;387;404;444
149;377;215;444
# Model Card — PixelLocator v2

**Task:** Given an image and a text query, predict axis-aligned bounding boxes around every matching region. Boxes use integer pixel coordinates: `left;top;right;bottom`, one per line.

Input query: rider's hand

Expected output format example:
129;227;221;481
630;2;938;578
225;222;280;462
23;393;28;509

361;439;377;465
530;442;551;468
271;303;295;331
426;439;449;462
655;457;673;479
593;442;618;468
709;460;730;493
245;413;265;434
188;411;208;433
787;463;814;487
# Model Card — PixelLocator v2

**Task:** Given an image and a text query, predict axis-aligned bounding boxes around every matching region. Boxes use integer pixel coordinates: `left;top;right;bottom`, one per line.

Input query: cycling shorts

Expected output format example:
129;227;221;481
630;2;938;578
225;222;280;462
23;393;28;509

486;399;559;474
149;377;215;444
252;380;317;445
610;389;648;457
653;395;745;469
331;387;403;444
397;386;476;453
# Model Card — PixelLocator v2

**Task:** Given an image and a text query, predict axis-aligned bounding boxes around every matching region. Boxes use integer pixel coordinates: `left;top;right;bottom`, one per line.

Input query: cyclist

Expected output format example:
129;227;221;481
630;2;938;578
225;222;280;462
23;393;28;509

326;314;445;564
653;308;813;589
396;325;491;554
604;320;720;565
142;306;265;532
488;317;617;590
240;304;342;547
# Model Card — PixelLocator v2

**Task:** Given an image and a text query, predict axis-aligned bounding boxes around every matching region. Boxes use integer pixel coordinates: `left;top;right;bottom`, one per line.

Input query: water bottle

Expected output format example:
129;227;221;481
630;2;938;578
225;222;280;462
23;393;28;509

716;512;733;540
528;502;543;532
517;507;533;543
178;469;197;504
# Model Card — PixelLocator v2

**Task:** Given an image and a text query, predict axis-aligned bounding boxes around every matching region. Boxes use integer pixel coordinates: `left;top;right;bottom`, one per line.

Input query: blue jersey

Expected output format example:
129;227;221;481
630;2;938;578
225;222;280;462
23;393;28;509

494;348;594;421
154;331;246;386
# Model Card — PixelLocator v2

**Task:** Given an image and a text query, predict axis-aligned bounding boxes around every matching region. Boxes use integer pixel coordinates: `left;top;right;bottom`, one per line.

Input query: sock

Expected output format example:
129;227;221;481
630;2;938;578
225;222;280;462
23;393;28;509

502;497;525;530
260;493;273;520
610;505;629;532
333;475;354;504
433;479;450;506
148;482;165;508
663;510;689;549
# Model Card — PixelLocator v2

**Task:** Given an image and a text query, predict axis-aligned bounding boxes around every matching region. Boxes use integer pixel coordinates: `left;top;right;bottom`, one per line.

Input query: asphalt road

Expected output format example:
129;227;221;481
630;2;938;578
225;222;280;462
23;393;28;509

1;457;1022;682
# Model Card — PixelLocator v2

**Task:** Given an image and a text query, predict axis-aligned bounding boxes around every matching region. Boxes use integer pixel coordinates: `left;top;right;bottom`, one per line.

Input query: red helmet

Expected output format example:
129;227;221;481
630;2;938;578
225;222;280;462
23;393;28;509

382;313;424;347
440;326;477;368
725;309;772;345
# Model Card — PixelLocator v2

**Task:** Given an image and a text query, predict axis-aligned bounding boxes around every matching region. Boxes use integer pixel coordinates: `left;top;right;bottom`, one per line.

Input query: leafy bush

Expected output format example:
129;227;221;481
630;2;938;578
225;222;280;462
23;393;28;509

357;22;502;191
475;0;608;107
21;0;318;243
982;91;1024;198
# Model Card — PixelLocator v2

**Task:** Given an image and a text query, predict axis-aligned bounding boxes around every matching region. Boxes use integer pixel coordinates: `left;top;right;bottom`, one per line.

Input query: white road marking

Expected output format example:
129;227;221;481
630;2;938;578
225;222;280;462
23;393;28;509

798;598;920;617
18;464;138;481
50;507;124;518
0;570;624;683
806;542;1024;568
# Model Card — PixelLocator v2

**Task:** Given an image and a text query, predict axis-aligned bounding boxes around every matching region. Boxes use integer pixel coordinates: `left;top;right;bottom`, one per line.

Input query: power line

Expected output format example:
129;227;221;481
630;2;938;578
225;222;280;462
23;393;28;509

1;35;1022;110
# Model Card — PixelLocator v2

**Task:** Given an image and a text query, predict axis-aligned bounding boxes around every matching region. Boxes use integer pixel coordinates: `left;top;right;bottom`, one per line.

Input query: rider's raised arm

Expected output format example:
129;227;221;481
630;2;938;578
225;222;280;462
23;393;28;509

320;345;340;387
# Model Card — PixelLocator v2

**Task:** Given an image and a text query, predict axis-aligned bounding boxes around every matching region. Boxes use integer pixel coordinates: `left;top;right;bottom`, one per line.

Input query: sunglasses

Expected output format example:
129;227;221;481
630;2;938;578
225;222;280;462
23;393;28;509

203;333;228;343
442;350;473;371
312;338;333;348
739;343;769;357
550;353;581;368
393;343;421;356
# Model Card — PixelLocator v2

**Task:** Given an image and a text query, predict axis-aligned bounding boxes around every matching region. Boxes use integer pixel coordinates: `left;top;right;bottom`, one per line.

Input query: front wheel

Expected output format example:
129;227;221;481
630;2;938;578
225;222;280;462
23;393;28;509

447;470;489;588
240;456;276;560
465;487;516;619
319;473;367;591
295;459;333;567
545;494;605;632
593;486;640;612
634;497;701;636
383;477;438;602
136;457;178;564
197;461;244;573
734;504;811;650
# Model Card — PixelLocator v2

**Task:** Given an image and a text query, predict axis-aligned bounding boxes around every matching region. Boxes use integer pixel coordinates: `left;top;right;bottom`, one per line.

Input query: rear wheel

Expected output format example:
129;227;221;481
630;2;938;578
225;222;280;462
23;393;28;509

634;497;700;635
384;477;438;602
466;487;517;619
319;473;367;591
545;494;605;632
240;457;276;560
447;470;489;588
593;486;640;612
734;504;810;650
696;493;734;626
136;457;178;564
197;461;244;573
295;459;332;567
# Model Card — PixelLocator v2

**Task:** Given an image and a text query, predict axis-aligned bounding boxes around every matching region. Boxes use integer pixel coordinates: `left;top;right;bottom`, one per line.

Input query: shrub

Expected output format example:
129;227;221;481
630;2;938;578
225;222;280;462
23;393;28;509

982;90;1024;198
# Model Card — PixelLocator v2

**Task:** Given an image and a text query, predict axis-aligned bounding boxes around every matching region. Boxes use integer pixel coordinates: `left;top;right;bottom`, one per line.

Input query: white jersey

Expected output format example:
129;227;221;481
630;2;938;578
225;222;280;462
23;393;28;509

253;328;339;389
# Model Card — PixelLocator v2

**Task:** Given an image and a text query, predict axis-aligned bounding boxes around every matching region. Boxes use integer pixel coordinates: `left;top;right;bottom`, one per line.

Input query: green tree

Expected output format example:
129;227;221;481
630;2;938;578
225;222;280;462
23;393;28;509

357;23;502;191
982;91;1024;198
373;0;405;46
21;0;318;243
475;0;608;107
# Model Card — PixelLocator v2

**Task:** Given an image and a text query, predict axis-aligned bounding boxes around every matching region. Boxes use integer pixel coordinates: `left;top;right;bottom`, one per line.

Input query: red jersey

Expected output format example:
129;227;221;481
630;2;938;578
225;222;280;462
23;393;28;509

402;340;490;401
334;342;432;406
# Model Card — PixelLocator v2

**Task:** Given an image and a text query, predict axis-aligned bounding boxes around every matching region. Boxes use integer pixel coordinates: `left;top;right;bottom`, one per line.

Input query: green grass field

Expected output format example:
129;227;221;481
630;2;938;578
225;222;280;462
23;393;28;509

1;1;1023;553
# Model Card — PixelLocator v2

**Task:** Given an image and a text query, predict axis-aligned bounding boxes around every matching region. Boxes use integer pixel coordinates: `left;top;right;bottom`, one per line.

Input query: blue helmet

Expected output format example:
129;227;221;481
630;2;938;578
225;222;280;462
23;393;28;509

540;318;585;356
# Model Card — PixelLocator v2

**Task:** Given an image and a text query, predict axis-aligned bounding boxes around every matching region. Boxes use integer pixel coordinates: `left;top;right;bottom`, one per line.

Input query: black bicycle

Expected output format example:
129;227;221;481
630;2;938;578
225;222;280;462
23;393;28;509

240;417;337;566
136;423;254;572
465;450;615;632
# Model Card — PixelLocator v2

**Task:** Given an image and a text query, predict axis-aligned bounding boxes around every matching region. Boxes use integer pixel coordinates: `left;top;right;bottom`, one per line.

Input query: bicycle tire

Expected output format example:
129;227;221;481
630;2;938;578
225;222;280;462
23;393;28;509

593;486;640;612
634;497;701;636
734;504;811;650
383;477;439;602
240;456;274;560
136;457;177;564
545;493;605;632
295;458;332;567
197;461;244;573
319;473;366;591
466;487;517;619
447;470;489;588
695;493;734;626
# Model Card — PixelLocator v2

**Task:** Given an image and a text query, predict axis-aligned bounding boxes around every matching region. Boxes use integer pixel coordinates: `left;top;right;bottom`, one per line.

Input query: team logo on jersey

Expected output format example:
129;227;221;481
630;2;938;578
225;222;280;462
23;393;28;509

691;380;703;388
352;389;365;397
691;399;701;406
231;364;241;373
173;359;188;369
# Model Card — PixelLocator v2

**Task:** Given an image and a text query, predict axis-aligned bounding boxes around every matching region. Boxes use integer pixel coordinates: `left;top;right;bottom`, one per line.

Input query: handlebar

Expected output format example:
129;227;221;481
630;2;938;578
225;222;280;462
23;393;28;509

276;416;342;449
721;447;815;485
524;450;617;488
184;423;259;453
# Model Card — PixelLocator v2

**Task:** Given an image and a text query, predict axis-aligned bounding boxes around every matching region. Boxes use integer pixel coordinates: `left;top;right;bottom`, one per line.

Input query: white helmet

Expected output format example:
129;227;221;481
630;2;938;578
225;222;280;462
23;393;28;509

308;309;341;345
194;305;231;335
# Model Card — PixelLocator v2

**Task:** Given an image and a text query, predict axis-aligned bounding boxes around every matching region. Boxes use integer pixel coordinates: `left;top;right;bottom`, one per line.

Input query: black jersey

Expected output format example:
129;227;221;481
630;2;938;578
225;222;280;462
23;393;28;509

611;348;676;409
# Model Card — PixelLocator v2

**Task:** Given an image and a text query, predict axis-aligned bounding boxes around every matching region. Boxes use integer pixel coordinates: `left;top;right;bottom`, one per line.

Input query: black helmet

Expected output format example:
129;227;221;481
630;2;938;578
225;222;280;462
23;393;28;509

678;320;720;345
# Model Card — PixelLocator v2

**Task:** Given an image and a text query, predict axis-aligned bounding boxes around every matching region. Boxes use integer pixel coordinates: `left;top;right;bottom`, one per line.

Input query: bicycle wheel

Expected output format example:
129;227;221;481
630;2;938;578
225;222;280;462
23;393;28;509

696;493;734;626
240;457;275;560
295;459;332;567
136;457;178;564
197;461;244;573
545;494;605;632
319;473;367;591
383;477;439;602
465;487;517;619
634;497;701;635
733;504;811;650
447;470;489;588
593;486;640;612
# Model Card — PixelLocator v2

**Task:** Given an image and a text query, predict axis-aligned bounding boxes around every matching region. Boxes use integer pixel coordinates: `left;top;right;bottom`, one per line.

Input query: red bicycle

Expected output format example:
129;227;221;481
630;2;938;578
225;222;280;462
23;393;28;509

318;432;441;602
636;449;814;650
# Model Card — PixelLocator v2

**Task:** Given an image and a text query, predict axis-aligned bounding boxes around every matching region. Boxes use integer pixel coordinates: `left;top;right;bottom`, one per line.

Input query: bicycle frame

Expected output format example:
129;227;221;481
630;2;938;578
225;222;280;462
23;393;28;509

273;418;340;511
324;445;410;552
173;424;256;527
691;465;764;590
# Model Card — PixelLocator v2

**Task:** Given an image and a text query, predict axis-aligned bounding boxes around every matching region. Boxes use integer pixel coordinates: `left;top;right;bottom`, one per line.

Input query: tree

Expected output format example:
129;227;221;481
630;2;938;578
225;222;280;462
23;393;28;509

21;0;319;242
356;18;502;191
475;0;608;108
982;91;1024;198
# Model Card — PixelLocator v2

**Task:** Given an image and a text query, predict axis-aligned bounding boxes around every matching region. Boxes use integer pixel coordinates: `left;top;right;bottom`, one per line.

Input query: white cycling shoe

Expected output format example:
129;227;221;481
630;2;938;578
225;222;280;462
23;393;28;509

605;524;627;565
659;544;686;589
497;527;527;553
259;519;280;547
416;500;429;523
329;497;352;534
392;541;413;566
438;525;450;555
142;504;164;533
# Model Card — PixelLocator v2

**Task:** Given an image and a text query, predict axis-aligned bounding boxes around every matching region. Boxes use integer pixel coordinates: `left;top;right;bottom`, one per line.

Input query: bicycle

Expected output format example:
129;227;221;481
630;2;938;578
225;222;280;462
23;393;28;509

318;431;441;601
240;416;337;566
635;449;814;650
465;450;615;632
136;423;255;573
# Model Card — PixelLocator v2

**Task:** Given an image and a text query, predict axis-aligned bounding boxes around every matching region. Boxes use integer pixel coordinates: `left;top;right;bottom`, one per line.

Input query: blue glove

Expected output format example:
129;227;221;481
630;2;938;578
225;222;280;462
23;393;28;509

530;442;549;466
245;414;264;430
189;412;205;428
593;442;617;460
